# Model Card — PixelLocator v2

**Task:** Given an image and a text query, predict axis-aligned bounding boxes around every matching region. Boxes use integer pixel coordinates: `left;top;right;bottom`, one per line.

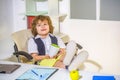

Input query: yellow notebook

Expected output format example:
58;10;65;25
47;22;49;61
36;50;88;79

38;55;61;67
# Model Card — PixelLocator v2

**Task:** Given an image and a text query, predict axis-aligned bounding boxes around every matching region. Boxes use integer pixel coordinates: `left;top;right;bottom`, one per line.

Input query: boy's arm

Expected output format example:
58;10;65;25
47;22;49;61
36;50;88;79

31;53;50;61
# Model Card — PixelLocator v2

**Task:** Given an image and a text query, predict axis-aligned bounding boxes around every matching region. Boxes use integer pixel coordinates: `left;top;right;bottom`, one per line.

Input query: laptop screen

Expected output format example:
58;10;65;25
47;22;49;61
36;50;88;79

0;64;21;74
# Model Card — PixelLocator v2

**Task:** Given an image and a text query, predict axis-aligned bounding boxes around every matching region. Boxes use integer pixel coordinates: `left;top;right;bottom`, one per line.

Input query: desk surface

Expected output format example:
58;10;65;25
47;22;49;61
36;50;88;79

0;60;120;80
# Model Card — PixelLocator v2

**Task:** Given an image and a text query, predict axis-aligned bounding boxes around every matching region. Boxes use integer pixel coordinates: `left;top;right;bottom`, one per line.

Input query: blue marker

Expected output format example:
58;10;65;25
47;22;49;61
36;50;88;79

31;70;44;80
31;70;39;76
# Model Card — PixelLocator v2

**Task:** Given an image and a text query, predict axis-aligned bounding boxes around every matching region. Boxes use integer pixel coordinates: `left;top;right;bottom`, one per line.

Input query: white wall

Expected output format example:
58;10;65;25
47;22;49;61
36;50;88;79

0;0;14;59
13;0;27;32
60;0;120;75
62;19;120;75
0;0;13;39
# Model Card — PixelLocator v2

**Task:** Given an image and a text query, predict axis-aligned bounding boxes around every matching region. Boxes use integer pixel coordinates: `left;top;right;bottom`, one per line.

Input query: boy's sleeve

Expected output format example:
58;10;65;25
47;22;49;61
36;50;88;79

28;38;38;54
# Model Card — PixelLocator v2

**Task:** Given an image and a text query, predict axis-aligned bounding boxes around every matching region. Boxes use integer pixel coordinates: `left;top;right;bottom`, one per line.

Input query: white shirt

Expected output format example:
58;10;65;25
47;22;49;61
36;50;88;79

28;33;66;55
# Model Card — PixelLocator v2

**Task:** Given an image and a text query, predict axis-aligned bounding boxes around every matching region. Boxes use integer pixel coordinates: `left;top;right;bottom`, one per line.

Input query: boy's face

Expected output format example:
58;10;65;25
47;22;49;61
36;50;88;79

36;20;49;36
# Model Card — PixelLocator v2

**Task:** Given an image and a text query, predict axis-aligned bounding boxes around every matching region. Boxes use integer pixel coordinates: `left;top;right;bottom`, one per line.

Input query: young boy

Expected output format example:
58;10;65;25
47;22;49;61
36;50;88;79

28;15;66;68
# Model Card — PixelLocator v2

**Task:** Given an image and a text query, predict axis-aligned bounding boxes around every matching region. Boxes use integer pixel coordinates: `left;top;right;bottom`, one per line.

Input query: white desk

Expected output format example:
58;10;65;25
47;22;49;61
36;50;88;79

0;60;120;80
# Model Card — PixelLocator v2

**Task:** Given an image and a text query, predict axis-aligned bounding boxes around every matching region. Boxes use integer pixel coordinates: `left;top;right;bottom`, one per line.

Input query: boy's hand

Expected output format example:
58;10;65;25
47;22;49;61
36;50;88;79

45;54;50;59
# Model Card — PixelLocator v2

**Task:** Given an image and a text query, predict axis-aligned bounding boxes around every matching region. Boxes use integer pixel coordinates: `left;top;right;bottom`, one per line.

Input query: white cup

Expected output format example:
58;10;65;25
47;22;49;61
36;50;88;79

49;44;60;57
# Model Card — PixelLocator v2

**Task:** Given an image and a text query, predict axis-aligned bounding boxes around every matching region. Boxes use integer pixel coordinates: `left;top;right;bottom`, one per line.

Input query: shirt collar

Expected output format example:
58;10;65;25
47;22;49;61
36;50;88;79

35;33;53;39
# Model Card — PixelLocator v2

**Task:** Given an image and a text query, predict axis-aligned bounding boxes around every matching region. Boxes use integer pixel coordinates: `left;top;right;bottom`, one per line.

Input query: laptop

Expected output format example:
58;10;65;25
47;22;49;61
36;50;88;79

0;64;21;74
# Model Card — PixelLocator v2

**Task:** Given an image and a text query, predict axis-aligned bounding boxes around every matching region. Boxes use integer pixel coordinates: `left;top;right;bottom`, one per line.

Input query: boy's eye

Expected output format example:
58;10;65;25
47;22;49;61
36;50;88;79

44;23;47;25
37;23;48;27
37;24;41;27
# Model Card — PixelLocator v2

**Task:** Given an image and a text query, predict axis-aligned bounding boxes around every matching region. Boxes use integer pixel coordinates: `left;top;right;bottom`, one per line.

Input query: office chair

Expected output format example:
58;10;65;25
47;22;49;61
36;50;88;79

11;29;83;63
11;29;101;71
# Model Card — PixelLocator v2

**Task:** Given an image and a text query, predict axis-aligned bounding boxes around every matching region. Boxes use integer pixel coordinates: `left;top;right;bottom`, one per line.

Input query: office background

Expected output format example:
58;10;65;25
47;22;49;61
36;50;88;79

0;0;120;75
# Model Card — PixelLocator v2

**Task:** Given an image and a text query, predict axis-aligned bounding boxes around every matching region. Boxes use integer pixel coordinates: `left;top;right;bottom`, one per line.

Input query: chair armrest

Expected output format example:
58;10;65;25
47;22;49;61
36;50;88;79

13;51;33;60
76;43;83;49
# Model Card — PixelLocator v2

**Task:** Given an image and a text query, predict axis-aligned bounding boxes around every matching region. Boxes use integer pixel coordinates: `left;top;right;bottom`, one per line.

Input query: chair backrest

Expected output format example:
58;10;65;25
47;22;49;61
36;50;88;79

11;29;33;52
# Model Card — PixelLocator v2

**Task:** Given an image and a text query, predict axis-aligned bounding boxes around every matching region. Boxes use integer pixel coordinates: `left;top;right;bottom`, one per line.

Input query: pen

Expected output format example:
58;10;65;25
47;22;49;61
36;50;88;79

31;70;44;80
31;70;39;76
